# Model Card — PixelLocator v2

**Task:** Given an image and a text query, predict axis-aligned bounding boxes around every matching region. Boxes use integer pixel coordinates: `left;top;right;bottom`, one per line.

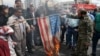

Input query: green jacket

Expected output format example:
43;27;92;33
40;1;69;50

95;12;100;32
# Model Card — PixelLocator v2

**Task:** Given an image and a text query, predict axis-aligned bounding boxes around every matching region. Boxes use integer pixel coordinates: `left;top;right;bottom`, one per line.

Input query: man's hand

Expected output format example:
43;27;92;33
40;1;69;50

84;42;90;47
27;27;31;33
13;42;17;45
18;19;24;23
31;25;35;30
74;29;78;31
61;26;64;28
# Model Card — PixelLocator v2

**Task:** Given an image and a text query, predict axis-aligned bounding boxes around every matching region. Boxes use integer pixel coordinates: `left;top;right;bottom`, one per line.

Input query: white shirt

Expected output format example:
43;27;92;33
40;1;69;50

65;17;79;27
32;12;36;25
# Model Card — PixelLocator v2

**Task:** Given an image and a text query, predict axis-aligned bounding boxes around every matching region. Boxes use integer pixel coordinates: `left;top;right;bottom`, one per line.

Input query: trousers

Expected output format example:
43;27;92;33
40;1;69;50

92;31;100;56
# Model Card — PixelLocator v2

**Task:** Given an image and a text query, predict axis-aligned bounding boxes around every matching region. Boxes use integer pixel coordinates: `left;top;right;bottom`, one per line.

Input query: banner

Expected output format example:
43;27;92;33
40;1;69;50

74;4;96;10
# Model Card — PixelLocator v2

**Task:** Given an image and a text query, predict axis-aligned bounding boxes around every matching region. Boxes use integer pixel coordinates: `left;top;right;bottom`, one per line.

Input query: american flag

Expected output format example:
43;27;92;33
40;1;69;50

37;14;60;53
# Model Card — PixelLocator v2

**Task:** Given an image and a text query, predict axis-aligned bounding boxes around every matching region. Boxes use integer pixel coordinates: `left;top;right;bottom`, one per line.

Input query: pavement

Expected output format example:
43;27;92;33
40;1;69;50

88;40;100;56
26;44;72;56
26;40;100;56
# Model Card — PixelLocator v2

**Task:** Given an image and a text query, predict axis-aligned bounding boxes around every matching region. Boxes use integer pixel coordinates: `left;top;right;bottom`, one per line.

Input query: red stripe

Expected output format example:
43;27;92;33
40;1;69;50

38;18;49;52
43;18;52;49
41;18;50;51
40;18;49;52
38;19;46;47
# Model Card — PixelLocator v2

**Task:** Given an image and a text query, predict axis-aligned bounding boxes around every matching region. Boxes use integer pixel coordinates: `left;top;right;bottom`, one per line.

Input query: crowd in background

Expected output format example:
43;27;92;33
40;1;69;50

0;0;100;56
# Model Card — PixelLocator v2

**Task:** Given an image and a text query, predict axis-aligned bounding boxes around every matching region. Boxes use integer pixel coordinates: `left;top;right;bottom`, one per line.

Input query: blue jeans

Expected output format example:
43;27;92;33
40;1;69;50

66;26;78;47
92;31;100;55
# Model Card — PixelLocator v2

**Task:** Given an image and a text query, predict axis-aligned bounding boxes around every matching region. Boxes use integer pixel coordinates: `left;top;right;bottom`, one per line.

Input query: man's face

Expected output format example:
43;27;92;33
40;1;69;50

16;1;22;9
4;8;9;14
30;7;35;12
15;10;22;17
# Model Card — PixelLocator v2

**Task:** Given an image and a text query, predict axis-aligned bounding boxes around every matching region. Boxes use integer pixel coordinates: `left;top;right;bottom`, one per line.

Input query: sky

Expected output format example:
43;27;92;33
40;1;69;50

3;0;74;7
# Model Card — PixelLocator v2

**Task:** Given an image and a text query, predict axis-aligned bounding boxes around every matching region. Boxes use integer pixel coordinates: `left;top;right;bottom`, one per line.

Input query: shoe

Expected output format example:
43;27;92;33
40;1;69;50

71;46;76;51
91;53;96;56
71;53;77;56
60;41;63;44
67;45;73;50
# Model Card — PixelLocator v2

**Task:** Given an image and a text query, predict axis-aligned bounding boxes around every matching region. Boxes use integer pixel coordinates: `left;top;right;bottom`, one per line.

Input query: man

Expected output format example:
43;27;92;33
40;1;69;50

92;9;100;56
9;0;26;18
9;0;21;16
87;12;95;22
0;5;16;56
30;4;43;46
60;14;66;43
66;10;79;50
7;9;30;56
26;5;36;53
73;10;93;56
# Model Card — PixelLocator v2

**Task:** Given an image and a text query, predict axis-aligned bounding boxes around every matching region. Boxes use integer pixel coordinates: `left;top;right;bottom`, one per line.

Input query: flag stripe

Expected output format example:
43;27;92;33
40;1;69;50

38;18;50;52
38;18;48;51
45;18;54;49
41;18;50;50
44;18;53;49
43;18;50;47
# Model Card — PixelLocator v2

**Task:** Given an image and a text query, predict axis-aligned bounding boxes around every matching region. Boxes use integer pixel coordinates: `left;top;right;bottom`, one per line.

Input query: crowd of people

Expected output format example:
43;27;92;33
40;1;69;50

0;0;100;56
60;7;100;56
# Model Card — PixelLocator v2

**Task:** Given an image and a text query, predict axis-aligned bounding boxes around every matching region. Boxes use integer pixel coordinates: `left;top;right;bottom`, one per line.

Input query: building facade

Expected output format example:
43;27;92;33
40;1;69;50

76;0;90;3
25;0;42;9
0;0;3;5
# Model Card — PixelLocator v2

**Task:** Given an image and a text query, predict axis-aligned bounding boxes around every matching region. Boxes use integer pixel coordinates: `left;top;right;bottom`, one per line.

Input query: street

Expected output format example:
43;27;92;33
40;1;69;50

26;40;100;56
26;44;72;56
88;40;100;56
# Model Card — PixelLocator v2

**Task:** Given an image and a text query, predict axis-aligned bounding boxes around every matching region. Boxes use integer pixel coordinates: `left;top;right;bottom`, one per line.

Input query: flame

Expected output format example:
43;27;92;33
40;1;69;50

46;37;60;56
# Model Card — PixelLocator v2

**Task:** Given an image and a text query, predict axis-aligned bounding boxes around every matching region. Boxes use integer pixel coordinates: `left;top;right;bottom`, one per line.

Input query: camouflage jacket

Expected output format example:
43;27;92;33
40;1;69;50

78;15;93;38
